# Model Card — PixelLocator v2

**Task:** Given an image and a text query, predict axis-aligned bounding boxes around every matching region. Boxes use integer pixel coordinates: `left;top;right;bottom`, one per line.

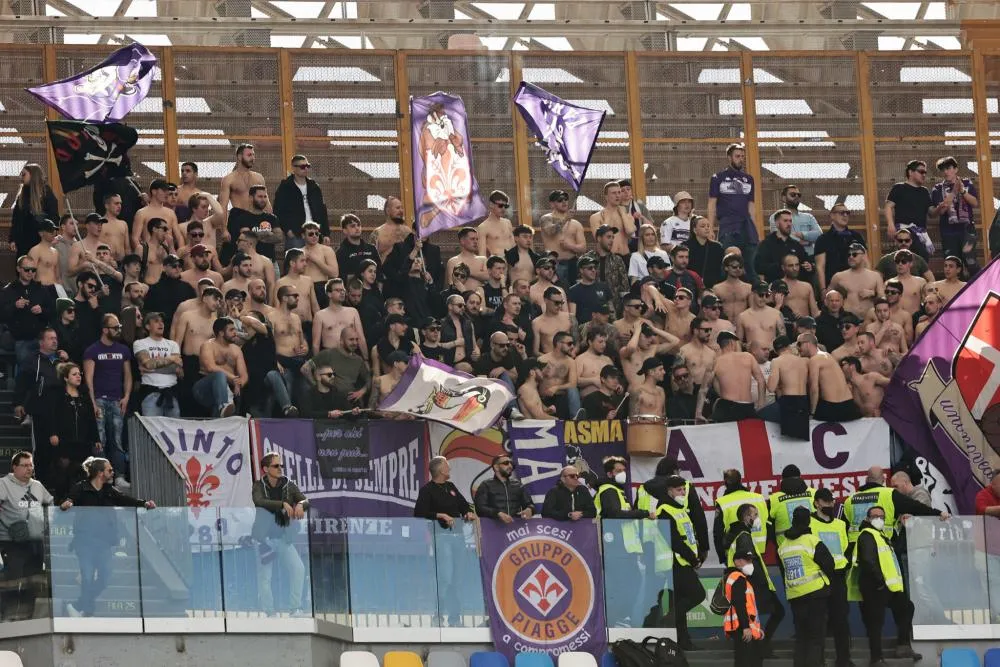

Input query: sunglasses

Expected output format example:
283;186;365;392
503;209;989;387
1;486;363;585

840;322;856;329
426;325;442;331
698;327;713;333
305;231;319;237
674;373;690;380
269;463;283;469
190;232;204;238
294;164;312;169
625;303;642;308
894;258;911;264
916;169;927;174
492;202;510;209
563;473;579;479
497;460;513;466
676;294;690;300
20;267;37;273
550;300;566;306
849;251;865;257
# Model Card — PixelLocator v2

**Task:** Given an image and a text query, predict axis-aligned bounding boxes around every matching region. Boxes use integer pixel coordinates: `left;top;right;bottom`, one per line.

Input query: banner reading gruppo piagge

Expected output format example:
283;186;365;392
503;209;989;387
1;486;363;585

479;518;606;662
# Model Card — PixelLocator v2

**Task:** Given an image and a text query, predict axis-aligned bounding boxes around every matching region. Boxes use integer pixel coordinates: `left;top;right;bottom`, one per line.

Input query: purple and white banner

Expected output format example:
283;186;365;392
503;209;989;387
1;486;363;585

411;91;487;237
28;42;157;123
379;356;513;434
479;518;607;661
883;256;1000;513
513;82;605;191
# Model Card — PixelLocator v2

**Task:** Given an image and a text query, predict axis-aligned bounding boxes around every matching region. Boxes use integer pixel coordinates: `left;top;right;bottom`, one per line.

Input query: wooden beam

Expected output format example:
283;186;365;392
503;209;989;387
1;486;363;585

394;51;416;224
624;51;647;201
856;52;881;261
277;49;296;175
160;47;180;186
510;52;533;228
41;44;64;206
972;50;995;260
739;52;764;238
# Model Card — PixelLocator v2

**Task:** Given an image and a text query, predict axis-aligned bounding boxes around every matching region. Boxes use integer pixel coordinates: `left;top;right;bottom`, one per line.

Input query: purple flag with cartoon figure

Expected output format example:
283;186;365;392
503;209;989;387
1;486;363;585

513;82;605;192
28;43;157;123
882;256;1000;513
411;92;487;237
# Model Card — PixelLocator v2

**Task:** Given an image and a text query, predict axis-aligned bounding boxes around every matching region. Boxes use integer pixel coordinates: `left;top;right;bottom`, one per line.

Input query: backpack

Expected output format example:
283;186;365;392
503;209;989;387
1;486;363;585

709;574;733;616
611;637;688;667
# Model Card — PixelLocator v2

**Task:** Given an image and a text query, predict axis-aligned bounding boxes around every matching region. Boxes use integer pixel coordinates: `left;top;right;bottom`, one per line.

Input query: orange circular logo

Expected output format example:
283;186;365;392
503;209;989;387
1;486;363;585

491;535;596;645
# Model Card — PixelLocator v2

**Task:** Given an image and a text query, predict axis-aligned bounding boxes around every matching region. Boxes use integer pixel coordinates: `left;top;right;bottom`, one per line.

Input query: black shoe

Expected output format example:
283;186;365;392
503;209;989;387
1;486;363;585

895;645;922;661
680;642;701;652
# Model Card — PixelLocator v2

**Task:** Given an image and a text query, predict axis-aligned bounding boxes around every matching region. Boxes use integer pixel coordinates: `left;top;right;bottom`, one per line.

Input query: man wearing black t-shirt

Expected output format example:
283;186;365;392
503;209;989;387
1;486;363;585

335;213;380;281
227;185;281;263
581;365;625;420
884;160;932;260
813;203;866;291
567;255;613;325
473;332;522;389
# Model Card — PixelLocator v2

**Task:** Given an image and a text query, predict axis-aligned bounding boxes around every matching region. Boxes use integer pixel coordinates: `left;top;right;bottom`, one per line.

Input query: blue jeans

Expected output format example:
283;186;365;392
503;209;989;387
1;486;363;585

434;526;467;625
75;543;112;616
192;372;233;416
719;228;759;284
264;370;293;415
284;234;305;250
95;397;126;472
140;390;181;417
258;537;306;613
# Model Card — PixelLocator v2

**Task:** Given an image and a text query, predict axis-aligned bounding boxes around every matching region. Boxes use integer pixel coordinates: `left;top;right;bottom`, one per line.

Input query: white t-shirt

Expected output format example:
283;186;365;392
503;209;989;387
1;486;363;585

297;181;313;223
628;249;672;280
133;336;181;388
660;215;691;247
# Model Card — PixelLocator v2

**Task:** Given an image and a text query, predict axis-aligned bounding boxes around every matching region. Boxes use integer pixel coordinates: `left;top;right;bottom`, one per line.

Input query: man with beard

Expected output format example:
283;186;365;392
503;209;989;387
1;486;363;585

542;465;597;521
815;289;846;351
664;245;704;298
568;255;612;325
856;330;894;378
768;185;821;258
121;281;146;312
273;153;328;250
678;317;716;400
371;196;412;262
829;242;884;318
538;331;580;419
814;204;866;292
271;285;310;400
336;213;380;281
575;330;614;400
312;278;366;356
301;221;339;308
492;291;531;352
840;356;889;418
180;244;223;291
591;224;630;312
299;362;356;419
144;255;195;332
226;185;281;265
275;249;319;334
302;326;370;407
540;189;587;286
224;230;275;296
714;253;751;322
780;254;819;318
736;282;785;349
831;313;862;361
475;454;534;524
589;181;634;261
219;144;268;229
708;144;759;282
699;294;736;349
222;253;255;297
193;317;248;417
83;314;132;473
133;180;182;252
247;278;275;320
473;331;521;389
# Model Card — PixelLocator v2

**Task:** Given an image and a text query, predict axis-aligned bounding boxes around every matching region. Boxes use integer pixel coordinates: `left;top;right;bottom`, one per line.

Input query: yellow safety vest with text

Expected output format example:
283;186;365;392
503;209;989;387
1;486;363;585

769;487;816;544
718;489;769;553
846;526;904;602
777;533;830;600
810;516;848;571
655;502;698;569
725;527;776;591
843;486;895;543
595;483;642;554
635;484;659;544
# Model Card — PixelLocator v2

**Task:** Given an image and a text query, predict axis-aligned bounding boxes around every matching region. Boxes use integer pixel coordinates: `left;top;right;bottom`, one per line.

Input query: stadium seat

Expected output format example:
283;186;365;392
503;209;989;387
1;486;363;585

558;653;598;667
941;647;980;667
428;651;467;667
340;651;381;667
470;651;509;667
985;648;1000;667
0;652;24;667
384;651;425;667
599;653;618;667
515;654;555;667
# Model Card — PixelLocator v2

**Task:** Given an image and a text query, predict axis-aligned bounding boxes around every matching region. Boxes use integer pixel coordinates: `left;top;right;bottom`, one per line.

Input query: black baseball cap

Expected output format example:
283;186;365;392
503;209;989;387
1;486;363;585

577;255;597;269
548;190;569;202
387;351;410;365
717;330;739;345
386;313;407;326
594;302;611;315
796;316;817;329
773;335;792;351
422;317;441;329
225;289;246;300
535;256;555;269
848;242;866;253
701;294;721;308
519;358;547;377
646;256;668;270
37;218;57;232
84;212;106;225
637;357;664;375
163;254;181;267
840;313;862;326
513;225;533;236
751;282;769;295
769;280;789;295
149;178;170;191
595;224;618;236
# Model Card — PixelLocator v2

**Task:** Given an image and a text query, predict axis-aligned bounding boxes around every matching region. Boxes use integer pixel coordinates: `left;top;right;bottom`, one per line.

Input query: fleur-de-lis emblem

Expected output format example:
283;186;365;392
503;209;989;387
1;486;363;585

517;564;568;616
183;457;221;509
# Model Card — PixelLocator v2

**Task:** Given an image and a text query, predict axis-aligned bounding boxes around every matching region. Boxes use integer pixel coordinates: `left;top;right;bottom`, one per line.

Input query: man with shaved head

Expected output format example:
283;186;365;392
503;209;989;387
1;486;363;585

542;465;596;521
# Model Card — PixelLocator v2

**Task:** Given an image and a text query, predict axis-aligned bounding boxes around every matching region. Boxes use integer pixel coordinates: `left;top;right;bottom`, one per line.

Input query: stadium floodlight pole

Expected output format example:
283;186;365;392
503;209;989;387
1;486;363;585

64;195;106;290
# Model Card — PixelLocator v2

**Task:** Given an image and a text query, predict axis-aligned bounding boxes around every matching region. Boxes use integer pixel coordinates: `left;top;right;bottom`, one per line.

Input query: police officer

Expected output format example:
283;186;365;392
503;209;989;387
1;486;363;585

769;464;815;547
811;488;852;667
638;456;708;561
849;505;920;666
778;506;834;667
595;455;653;626
724;550;765;667
655;475;706;651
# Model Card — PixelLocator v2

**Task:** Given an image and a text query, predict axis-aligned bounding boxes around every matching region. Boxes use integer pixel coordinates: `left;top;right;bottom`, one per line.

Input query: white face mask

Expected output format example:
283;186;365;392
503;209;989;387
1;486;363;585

740;563;754;577
751;517;763;532
614;471;627;485
870;517;885;531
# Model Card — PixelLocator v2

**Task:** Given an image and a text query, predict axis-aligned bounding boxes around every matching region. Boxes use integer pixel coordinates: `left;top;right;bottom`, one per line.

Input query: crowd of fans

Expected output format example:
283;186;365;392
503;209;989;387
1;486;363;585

1;142;981;493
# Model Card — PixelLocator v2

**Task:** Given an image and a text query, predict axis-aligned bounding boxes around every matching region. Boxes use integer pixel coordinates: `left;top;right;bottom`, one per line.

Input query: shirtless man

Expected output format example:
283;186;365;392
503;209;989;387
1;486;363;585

700;294;736;349
763;335;811;439
915;291;942;339
222;253;255;296
840;355;890;418
99;193;130;261
136;218;170;286
866;280;914;342
697;331;765;423
247;278;275;319
180;245;224;292
275;248;320;332
27;219;61;287
177;222;223;271
679;317;717;396
856;331;894;378
370;351;415;420
929;255;966;305
271;285;311;391
477;190;515;257
529;258;567;313
312;278;366;356
174;287;223;390
219;144;268;227
175;279;216;321
614;296;648;349
181;192;225;248
890;249;927;316
517;359;557;420
370;196;412;262
532;286;573;356
445;227;488;290
588;181;634;258
194;316;248;417
713;253;751;321
866;298;908;356
630;357;666;420
506;225;539;286
133;179;182;252
301;221;339;307
736;282;785;349
575;330;614;399
74;214;108;274
780;254;819;318
831;314;862;361
539;189;586;284
829;242;884;318
798;333;861;422
538;332;579;419
621;321;680;390
226;230;275;296
666;288;696;344
175;161;202;222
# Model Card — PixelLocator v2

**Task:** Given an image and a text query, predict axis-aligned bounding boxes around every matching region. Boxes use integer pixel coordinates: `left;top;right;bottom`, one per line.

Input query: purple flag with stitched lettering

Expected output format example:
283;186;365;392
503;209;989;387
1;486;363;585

513;82;605;192
882;255;1000;513
411;92;487;238
27;43;157;123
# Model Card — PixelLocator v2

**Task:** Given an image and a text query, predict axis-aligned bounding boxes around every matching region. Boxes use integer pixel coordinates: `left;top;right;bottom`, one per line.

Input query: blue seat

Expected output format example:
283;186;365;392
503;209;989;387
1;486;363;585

470;652;509;667
984;647;1000;667
600;653;618;667
515;654;555;667
941;647;980;667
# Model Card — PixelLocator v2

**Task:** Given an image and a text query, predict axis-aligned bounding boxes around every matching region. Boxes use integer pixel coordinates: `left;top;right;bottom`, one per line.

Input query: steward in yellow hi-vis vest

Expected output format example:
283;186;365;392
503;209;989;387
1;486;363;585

768;464;815;546
778;506;835;667
810;487;852;667
637;456;708;560
714;468;769;560
723;550;765;667
655;476;706;652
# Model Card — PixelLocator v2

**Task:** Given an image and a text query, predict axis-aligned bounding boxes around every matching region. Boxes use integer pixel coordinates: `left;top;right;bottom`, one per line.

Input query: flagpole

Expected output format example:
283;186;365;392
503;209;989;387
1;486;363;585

64;195;106;290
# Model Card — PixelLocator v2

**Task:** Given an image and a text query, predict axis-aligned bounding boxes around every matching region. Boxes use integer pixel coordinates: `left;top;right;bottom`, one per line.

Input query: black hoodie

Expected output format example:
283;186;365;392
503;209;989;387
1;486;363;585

780;520;835;599
643;474;708;558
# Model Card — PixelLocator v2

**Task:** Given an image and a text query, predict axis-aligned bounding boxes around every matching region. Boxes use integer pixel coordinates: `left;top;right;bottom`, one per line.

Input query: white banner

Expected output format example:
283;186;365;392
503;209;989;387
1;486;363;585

138;416;253;509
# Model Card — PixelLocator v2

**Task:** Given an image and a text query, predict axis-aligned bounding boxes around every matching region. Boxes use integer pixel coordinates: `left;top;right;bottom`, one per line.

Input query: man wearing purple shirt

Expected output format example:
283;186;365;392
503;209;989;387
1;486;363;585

708;143;759;282
930;155;979;266
82;313;133;476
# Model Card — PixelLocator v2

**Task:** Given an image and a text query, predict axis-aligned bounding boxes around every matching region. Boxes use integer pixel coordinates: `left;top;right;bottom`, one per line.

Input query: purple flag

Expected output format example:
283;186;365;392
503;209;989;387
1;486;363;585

411;92;487;237
513;82;606;192
479;518;607;662
27;43;157;123
882;256;1000;513
509;420;566;511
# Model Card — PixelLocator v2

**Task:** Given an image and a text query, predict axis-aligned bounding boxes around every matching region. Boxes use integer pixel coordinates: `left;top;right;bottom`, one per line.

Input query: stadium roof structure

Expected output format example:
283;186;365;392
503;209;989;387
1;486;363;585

0;0;997;52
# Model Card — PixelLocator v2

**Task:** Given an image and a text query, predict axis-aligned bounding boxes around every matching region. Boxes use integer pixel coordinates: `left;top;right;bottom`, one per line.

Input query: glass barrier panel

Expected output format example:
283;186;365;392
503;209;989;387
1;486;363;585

984;516;1000;624
905;515;990;626
307;509;351;625
136;507;224;619
601;518;673;629
48;506;141;618
346;517;438;628
219;507;312;617
0;499;51;622
434;519;486;628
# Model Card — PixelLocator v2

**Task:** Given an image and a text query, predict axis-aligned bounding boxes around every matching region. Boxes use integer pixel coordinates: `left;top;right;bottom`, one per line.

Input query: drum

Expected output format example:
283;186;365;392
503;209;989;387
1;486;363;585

626;415;667;457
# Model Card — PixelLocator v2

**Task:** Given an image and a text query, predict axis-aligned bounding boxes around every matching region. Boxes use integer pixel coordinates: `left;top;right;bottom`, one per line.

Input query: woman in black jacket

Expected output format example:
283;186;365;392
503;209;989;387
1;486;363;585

45;363;102;501
10;163;59;257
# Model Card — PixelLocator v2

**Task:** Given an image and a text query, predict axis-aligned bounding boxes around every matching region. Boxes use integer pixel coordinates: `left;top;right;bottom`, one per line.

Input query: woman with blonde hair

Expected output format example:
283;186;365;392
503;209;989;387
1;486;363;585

627;223;671;282
10;163;59;256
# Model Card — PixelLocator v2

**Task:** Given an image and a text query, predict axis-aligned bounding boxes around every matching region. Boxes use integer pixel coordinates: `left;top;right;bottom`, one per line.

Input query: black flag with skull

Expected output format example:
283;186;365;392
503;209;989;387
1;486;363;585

46;119;138;192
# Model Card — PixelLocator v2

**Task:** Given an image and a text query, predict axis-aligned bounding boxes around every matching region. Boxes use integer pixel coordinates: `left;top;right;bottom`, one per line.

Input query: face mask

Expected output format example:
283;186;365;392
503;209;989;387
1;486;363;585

614;471;627;485
870;518;885;531
751;517;763;532
818;505;833;517
740;563;754;577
